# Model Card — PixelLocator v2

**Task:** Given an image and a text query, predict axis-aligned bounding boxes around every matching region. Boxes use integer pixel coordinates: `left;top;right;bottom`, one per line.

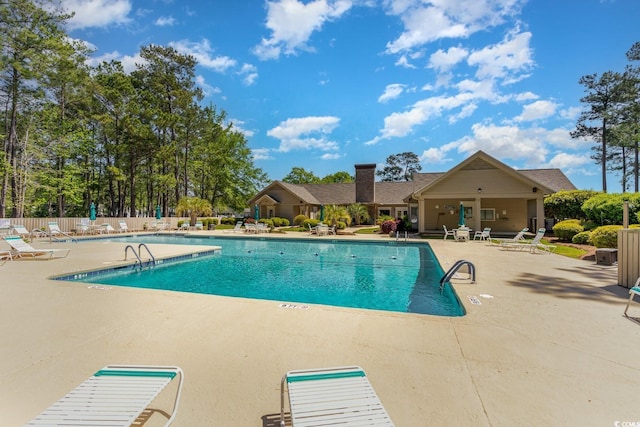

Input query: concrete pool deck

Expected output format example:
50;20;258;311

1;230;639;426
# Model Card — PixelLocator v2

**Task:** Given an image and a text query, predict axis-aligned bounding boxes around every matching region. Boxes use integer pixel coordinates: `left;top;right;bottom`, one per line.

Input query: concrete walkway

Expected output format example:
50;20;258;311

0;230;638;426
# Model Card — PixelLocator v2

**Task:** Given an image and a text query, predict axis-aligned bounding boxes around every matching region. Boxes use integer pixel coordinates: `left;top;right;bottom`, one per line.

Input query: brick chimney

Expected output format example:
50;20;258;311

355;164;376;203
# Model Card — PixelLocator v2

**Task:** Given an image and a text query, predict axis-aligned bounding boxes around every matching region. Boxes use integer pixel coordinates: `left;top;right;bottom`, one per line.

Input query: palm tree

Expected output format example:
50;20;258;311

175;197;213;226
324;204;351;227
347;203;370;225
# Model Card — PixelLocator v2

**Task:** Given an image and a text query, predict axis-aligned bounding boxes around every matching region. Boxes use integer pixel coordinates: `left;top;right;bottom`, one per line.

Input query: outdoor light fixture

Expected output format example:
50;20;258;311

477;188;482;193
435;204;439;209
502;210;507;215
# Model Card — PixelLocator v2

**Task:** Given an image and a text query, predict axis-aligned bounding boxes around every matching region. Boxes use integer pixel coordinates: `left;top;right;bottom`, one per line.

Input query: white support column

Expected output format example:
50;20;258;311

536;196;545;231
474;198;482;231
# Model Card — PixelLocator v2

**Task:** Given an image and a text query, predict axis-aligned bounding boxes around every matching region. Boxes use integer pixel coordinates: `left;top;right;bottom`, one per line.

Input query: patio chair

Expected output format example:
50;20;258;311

102;223;116;234
224;221;243;233
118;220;130;233
308;223;317;235
455;227;470;242
0;218;10;236
492;228;529;246
443;225;456;240
4;236;70;259
280;366;394;427
12;225;34;239
624;277;640;317
473;227;491;241
0;250;12;265
195;220;204;230
24;364;183;427
501;228;556;253
77;218;91;235
47;221;76;242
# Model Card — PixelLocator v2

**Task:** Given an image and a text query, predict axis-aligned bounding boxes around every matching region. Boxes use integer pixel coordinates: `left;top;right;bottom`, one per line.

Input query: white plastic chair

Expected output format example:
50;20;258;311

443;225;456;240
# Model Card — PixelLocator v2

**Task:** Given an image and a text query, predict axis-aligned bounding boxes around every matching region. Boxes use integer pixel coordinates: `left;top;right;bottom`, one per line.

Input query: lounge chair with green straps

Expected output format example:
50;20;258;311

280;365;394;426
25;365;183;426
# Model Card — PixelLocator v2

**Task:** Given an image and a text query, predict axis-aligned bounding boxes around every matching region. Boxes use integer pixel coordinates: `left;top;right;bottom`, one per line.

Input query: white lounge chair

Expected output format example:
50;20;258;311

224;221;243;233
25;364;183;427
0;218;10;236
280;366;394;427
4;236;70;259
102;223;116;234
12;225;35;239
443;225;456;240
492;228;529;246
195;220;204;230
501;228;556;253
474;227;491;241
624;277;640;317
47;221;76;241
118;220;130;233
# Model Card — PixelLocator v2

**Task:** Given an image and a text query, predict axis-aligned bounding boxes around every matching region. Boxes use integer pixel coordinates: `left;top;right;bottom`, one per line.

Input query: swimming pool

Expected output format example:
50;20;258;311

61;236;464;316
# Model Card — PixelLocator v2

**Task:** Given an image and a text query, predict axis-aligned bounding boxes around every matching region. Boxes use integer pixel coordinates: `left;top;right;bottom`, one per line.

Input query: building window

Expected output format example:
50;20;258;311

379;209;391;216
480;208;495;221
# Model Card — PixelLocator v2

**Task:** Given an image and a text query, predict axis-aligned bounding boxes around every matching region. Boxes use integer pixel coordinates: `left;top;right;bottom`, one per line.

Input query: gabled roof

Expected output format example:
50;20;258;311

250;151;577;207
518;169;576;192
411;150;570;197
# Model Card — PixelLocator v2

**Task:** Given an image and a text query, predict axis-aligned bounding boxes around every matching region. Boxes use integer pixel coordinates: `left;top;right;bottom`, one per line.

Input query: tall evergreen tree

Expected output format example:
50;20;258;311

571;71;626;192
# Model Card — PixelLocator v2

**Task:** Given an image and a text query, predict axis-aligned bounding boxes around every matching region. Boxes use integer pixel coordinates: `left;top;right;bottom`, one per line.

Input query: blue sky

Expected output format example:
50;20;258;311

63;0;639;191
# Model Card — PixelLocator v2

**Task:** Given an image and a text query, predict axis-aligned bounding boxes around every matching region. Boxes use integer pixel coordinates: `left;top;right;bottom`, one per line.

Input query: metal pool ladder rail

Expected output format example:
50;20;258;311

440;260;476;293
124;243;156;268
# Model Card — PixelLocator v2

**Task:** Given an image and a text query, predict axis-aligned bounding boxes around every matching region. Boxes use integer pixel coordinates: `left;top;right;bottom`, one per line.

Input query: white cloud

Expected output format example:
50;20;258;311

395;55;416;69
195;75;221;98
252;148;274;160
239;63;259;86
560;106;582;121
86;50;144;73
428;46;468;72
467;30;534;81
514;91;539;102
448;103;477;124
547;152;591;170
378;84;405;103
63;0;132;30
228;119;255;138
514;100;558;122
169;39;237;73
155;16;176;26
321;152;342;160
451;123;585;167
253;0;353;60
267;116;341;152
384;0;525;53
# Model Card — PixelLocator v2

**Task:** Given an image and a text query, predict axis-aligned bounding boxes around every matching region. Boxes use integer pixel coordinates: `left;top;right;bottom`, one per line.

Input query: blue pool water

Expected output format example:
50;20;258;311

63;236;464;316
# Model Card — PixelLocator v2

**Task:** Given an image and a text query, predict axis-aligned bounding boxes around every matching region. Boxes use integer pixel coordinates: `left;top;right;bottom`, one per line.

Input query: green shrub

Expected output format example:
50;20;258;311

271;217;282;227
258;218;274;228
302;219;320;229
280;218;290;227
544;190;600;220
589;225;622;248
582;193;640;225
572;231;592;245
208;217;219;225
221;217;236;225
293;214;308;226
177;220;187;228
336;221;346;230
552;220;584;241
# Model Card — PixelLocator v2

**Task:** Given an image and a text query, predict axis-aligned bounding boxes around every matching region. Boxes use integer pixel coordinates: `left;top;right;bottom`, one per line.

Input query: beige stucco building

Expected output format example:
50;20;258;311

248;151;576;233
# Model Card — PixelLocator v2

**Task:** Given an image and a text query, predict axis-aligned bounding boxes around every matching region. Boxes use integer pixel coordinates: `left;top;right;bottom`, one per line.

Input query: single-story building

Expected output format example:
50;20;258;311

247;150;576;233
